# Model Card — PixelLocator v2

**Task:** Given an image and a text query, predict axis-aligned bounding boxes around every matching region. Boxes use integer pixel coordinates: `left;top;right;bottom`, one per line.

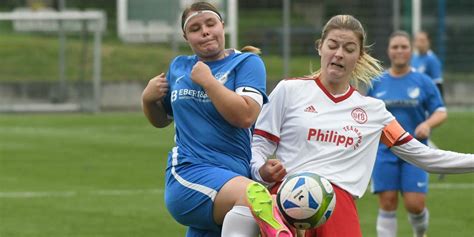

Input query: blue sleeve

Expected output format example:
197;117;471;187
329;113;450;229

366;83;375;96
422;74;444;115
234;54;269;104
427;56;443;82
366;76;381;97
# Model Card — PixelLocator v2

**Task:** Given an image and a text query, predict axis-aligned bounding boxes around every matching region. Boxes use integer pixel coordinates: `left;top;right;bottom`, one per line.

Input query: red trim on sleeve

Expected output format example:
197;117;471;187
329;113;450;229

394;134;414;146
254;129;280;143
315;77;355;103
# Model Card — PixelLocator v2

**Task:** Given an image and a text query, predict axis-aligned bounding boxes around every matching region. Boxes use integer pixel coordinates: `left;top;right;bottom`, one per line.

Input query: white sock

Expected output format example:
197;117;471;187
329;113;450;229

376;209;397;237
408;208;429;237
221;205;260;237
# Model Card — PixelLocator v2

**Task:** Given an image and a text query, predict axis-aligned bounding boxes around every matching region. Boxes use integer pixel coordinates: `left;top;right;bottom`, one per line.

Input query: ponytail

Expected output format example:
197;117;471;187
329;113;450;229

351;51;384;89
240;45;261;55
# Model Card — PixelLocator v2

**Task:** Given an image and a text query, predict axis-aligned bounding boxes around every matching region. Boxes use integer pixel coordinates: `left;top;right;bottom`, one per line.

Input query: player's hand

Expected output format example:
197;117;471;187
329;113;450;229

415;122;431;140
191;61;214;88
259;159;287;183
142;73;169;104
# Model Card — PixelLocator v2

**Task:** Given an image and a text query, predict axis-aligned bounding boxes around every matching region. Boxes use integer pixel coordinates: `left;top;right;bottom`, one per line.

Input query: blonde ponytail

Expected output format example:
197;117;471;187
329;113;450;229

310;52;383;90
240;45;261;55
351;51;384;89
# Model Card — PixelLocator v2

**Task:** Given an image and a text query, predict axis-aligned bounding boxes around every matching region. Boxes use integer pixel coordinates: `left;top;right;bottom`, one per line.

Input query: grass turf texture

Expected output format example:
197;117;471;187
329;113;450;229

0;112;473;236
0;33;317;83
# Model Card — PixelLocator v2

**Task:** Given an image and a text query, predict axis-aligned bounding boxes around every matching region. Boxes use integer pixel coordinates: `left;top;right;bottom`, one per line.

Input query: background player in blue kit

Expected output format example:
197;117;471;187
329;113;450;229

412;31;447;181
368;31;447;237
141;2;292;237
411;31;444;98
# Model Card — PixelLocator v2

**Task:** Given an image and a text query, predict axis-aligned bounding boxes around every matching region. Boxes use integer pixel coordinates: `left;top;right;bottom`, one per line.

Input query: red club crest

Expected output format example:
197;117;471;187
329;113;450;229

351;108;367;124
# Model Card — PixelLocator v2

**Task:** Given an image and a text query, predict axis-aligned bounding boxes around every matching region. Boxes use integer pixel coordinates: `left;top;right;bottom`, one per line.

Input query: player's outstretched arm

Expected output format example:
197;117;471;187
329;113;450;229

391;136;474;174
381;120;474;174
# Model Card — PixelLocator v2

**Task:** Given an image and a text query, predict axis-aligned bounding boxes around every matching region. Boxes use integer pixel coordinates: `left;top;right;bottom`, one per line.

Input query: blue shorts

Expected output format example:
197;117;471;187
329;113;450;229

372;152;428;194
164;158;241;235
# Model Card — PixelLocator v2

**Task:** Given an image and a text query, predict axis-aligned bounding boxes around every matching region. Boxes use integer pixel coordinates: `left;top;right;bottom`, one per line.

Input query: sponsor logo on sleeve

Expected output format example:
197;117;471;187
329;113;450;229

242;87;260;94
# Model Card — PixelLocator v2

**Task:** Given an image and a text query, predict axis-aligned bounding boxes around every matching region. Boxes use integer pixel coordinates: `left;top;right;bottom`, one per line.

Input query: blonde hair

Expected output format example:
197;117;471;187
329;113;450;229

311;15;383;89
240;45;262;54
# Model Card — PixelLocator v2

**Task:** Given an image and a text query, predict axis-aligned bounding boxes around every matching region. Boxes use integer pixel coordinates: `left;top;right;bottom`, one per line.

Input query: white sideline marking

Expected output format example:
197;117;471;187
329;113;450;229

0;188;164;199
429;183;474;189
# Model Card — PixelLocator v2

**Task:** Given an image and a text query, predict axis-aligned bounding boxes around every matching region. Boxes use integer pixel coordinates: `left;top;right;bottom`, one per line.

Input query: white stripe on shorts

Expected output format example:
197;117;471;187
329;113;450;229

171;146;218;201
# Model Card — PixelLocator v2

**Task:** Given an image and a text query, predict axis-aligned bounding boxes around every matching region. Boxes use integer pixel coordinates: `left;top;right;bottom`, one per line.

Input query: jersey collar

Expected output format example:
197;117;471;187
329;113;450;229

314;77;355;103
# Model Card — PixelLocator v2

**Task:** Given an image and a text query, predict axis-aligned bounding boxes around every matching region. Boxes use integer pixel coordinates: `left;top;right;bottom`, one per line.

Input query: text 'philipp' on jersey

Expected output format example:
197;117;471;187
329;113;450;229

254;78;394;197
161;50;267;177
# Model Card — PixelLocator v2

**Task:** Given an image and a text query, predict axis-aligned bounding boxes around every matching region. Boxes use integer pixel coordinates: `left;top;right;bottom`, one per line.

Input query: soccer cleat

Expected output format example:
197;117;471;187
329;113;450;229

246;182;293;237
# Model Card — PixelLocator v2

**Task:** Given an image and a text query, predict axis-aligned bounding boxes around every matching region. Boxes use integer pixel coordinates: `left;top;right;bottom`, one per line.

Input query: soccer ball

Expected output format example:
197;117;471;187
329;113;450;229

276;172;336;229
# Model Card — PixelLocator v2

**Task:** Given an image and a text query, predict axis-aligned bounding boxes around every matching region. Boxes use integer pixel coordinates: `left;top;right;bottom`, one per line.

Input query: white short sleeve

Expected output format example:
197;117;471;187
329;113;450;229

254;80;289;139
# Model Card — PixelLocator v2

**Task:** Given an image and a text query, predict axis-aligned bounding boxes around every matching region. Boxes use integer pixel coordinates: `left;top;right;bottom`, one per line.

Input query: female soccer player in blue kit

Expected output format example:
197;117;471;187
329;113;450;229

141;2;292;237
368;31;447;237
412;31;444;97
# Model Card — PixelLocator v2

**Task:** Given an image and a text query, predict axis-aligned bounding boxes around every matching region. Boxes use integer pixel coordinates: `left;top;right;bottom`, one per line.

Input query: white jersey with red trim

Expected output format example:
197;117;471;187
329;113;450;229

252;78;394;198
252;78;474;197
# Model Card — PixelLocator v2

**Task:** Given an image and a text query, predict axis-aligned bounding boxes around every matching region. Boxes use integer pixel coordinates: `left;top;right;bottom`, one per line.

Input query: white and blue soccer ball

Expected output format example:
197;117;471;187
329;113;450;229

276;172;336;229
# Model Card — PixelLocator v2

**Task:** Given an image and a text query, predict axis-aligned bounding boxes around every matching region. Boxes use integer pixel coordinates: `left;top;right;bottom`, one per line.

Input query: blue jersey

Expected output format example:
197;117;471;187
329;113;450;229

368;69;445;151
411;50;443;84
162;50;268;177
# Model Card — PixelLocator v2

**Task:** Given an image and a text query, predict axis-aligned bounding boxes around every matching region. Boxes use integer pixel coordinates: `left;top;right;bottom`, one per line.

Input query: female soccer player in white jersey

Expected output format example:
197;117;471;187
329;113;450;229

142;2;292;237
368;31;447;237
250;15;473;237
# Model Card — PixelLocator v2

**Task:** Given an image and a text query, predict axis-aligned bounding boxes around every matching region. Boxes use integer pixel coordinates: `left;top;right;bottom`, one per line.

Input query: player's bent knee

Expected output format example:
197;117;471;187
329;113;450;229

405;204;425;214
378;192;398;210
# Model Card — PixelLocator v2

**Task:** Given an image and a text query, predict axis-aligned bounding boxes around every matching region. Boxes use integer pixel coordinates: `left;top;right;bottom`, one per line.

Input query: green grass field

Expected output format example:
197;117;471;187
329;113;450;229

0;112;473;236
0;33;317;83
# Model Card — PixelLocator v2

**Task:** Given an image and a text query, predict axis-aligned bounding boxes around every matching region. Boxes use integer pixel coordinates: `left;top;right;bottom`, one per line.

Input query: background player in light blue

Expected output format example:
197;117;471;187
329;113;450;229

412;31;447;181
141;2;293;237
411;31;444;98
368;31;447;237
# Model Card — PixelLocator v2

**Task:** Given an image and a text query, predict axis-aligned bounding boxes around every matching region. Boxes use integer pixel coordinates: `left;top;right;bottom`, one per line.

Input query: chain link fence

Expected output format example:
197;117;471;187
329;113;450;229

239;0;474;75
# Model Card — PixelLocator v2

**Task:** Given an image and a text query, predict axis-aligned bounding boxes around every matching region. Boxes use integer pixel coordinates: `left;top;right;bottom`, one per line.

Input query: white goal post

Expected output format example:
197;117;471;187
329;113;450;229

0;10;105;112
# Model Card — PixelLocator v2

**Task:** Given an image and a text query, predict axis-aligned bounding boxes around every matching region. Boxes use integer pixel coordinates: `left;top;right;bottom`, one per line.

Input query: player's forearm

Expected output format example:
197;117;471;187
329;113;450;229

424;110;447;128
141;100;172;128
204;80;260;128
391;137;474;174
251;135;278;185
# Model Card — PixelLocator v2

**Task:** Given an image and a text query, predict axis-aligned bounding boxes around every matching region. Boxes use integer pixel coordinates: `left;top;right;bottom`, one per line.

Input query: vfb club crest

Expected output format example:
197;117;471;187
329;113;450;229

351;108;367;124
